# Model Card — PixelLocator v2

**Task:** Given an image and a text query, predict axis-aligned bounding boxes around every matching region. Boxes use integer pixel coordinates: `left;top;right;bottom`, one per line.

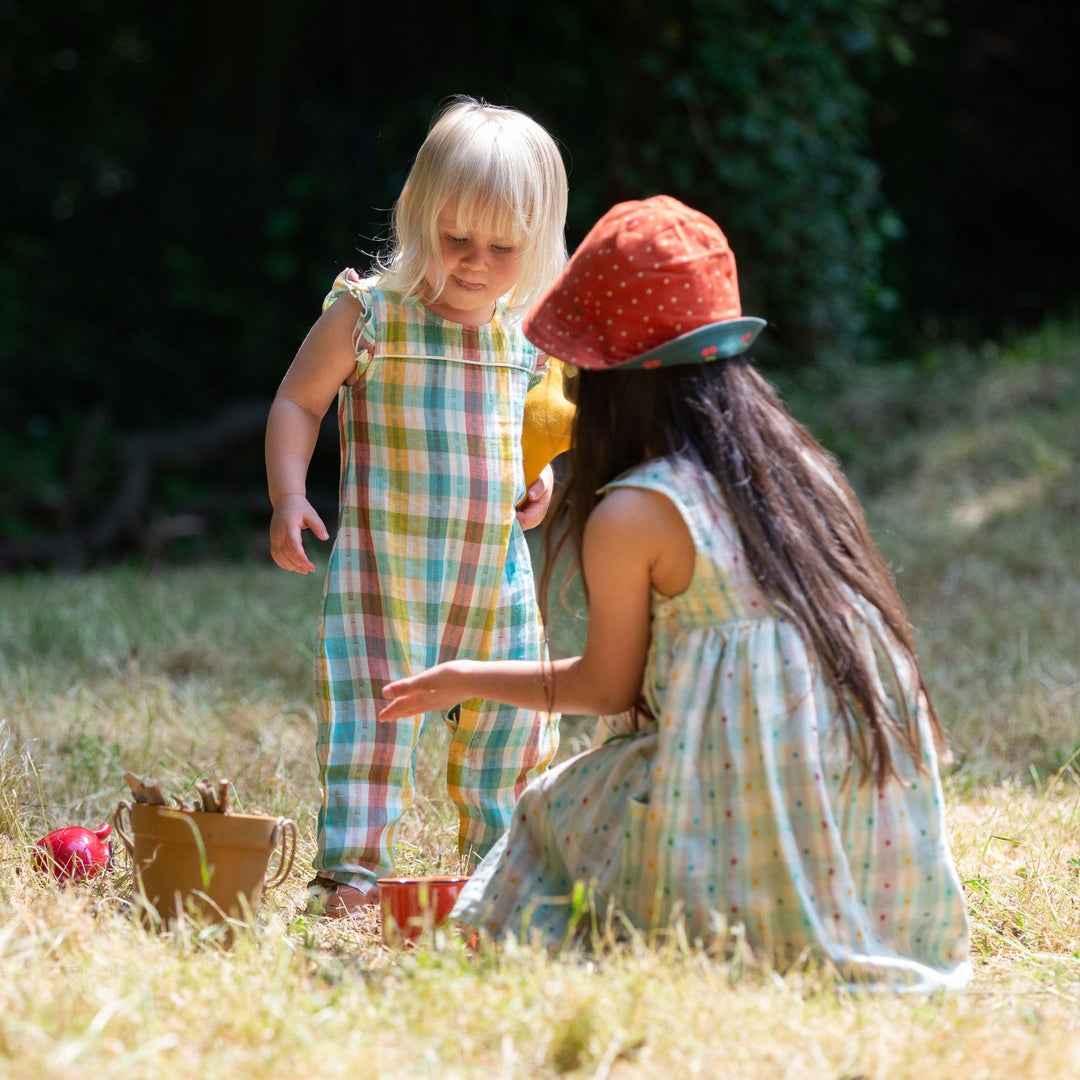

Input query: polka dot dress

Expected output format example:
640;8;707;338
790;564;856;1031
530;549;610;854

452;456;971;990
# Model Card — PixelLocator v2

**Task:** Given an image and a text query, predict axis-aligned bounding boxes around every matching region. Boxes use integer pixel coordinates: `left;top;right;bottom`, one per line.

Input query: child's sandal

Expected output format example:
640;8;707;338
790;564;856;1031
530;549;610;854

306;875;380;918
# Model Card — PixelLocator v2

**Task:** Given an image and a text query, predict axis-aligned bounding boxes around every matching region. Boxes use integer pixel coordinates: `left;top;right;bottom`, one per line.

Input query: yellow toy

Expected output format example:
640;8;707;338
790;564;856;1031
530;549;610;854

520;358;576;502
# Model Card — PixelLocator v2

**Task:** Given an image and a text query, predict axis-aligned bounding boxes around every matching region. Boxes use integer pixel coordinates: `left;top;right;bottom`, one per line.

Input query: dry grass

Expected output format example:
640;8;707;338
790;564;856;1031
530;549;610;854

2;326;1080;1077
0;780;1078;1079
841;333;1080;785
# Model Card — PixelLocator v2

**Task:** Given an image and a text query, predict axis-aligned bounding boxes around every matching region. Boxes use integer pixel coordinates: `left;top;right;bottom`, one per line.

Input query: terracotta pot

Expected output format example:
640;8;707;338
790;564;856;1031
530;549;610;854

113;801;296;929
376;875;469;946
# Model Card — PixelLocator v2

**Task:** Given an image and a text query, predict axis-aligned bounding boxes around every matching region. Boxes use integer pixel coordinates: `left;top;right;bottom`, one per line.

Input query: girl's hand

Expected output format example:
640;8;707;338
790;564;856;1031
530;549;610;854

269;493;329;574
515;465;554;530
379;662;474;721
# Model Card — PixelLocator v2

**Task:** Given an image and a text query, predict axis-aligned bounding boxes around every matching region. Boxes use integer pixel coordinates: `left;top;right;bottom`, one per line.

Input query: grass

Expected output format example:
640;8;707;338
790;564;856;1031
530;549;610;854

784;323;1080;784
2;321;1079;1077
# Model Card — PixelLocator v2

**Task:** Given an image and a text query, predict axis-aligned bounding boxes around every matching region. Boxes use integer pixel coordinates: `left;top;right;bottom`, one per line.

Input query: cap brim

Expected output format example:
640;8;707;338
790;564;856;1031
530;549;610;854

615;318;766;370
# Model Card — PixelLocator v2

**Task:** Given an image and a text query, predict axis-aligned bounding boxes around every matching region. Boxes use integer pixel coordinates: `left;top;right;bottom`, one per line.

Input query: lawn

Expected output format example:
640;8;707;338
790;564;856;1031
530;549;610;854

1;323;1078;1078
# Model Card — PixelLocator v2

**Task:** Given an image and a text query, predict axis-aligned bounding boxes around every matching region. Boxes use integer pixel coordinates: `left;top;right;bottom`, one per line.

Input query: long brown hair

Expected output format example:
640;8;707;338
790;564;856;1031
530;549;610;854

540;358;947;786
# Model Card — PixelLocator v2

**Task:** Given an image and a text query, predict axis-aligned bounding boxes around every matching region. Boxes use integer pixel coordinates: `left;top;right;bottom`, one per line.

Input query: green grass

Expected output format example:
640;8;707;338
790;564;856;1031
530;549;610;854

780;321;1080;784
2;321;1079;1077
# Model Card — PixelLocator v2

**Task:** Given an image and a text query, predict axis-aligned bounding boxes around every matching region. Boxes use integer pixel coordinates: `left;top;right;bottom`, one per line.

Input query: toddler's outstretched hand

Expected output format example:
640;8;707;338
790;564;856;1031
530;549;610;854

269;493;329;574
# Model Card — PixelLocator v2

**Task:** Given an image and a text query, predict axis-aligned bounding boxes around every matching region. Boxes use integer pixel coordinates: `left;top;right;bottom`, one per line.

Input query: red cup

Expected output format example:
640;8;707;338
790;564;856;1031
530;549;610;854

377;876;469;946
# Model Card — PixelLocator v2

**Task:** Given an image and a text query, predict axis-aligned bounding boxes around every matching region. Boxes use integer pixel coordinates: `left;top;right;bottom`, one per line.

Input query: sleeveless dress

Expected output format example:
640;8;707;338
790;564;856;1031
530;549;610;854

313;269;559;892
452;455;971;991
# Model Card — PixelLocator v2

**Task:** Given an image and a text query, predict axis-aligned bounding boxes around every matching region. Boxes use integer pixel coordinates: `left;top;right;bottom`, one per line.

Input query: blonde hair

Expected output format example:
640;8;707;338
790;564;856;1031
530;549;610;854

377;96;568;316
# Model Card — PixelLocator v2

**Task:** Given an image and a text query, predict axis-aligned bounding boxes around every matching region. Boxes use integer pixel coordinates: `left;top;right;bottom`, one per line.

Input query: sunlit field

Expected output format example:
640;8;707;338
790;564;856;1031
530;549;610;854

2;325;1078;1078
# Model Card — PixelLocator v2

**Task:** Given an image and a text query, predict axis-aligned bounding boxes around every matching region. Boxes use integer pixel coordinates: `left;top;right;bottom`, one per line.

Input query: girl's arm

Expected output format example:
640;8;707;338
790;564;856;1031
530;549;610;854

379;486;695;719
266;295;363;574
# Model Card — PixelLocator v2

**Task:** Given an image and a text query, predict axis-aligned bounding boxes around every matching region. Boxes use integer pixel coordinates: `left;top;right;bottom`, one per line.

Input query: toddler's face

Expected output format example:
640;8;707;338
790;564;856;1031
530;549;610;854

424;197;523;324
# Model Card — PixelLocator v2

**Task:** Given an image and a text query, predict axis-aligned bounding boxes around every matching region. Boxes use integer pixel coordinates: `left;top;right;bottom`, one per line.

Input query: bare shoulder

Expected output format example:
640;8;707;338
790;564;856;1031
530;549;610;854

588;484;695;596
588;485;666;532
314;291;364;343
278;294;365;407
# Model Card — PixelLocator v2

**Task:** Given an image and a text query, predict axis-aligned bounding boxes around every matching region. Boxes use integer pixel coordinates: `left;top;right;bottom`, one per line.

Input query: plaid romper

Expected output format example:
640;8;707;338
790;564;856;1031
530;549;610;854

313;269;559;893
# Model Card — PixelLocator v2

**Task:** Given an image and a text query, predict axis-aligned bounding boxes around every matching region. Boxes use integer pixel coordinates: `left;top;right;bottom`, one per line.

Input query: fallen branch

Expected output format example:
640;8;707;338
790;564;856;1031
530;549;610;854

0;401;340;571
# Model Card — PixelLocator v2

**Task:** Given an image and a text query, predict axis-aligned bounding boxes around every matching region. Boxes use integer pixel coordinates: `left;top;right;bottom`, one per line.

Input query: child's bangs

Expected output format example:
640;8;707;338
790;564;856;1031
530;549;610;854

459;193;528;245
446;156;536;246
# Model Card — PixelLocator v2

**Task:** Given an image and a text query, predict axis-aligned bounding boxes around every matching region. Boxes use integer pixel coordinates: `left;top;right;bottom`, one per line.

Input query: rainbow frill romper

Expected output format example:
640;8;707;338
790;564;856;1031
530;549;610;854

313;269;559;892
452;455;971;991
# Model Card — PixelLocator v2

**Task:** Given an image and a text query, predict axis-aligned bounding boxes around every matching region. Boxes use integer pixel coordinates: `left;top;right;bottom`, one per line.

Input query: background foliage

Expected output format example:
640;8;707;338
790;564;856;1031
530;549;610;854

1;0;1076;565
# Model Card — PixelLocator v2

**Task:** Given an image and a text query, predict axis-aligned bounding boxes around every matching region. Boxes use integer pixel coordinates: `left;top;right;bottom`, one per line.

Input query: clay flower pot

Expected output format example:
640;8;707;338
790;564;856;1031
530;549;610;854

114;801;296;930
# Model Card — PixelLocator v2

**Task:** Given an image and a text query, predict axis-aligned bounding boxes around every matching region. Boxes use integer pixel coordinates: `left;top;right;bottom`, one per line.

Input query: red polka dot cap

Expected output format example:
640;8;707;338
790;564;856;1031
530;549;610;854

523;195;765;370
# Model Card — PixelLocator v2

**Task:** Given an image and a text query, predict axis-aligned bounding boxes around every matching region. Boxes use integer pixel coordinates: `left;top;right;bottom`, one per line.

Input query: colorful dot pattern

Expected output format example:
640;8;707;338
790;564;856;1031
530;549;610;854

452;456;971;991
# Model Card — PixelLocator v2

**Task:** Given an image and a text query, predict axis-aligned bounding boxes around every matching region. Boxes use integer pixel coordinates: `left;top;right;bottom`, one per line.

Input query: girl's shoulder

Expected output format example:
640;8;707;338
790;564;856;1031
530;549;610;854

603;455;730;552
318;269;379;358
321;269;435;343
323;268;408;314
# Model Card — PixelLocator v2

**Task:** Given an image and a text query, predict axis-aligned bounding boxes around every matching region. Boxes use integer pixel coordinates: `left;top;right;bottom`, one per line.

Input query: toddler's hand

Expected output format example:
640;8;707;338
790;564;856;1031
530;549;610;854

269;493;329;574
515;465;554;530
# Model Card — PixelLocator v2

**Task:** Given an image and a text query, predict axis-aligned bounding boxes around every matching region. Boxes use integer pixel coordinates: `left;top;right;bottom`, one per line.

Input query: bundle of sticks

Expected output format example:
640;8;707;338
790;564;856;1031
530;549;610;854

123;772;232;813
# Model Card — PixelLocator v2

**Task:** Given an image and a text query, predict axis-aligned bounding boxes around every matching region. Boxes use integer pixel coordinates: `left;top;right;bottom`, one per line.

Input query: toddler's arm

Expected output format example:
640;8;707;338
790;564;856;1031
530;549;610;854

265;295;364;574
